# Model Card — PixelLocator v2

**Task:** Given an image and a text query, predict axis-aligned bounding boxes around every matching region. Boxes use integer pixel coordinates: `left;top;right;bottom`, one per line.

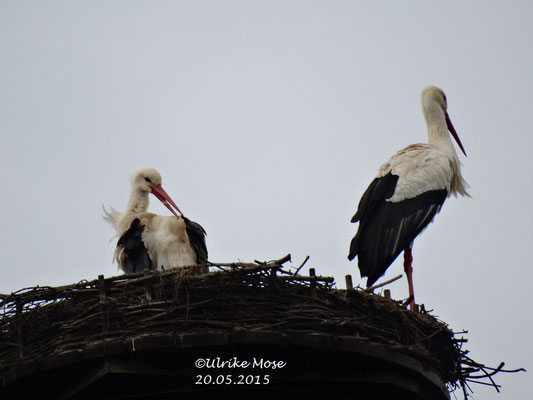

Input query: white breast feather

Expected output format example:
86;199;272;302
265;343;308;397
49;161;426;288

104;209;197;271
142;216;197;270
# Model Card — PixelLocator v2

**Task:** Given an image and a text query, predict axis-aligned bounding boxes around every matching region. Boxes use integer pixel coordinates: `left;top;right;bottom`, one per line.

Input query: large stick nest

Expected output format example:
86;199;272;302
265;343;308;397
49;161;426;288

0;255;522;397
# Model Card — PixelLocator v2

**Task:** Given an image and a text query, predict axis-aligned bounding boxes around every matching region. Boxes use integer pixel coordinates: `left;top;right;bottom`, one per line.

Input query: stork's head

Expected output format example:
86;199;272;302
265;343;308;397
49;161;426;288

421;86;447;112
421;86;466;156
131;167;163;193
131;167;183;217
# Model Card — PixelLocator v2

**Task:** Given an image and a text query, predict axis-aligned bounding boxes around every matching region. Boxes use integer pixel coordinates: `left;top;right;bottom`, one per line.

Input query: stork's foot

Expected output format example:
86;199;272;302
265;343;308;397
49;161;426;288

403;295;415;311
405;296;419;312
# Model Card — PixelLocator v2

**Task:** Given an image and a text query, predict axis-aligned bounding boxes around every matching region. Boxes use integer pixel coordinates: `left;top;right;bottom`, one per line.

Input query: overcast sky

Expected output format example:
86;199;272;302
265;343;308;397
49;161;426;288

1;1;531;398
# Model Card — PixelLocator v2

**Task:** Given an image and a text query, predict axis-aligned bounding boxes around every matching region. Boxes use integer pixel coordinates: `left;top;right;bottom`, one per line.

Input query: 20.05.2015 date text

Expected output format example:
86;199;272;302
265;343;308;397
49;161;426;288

195;374;270;385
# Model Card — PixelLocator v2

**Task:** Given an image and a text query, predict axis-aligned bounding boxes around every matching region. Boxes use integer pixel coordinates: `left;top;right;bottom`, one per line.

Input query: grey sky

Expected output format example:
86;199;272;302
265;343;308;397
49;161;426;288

1;1;531;397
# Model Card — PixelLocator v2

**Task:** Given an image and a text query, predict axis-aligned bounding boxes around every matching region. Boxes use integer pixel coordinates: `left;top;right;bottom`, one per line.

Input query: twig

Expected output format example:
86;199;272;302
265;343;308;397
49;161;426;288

276;253;292;265
254;254;292;266
364;274;403;292
207;261;257;268
279;275;334;283
289;256;310;280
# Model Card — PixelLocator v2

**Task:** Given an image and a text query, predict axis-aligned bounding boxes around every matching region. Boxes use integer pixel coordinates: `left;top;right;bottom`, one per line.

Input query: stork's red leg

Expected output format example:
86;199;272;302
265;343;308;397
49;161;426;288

403;248;415;311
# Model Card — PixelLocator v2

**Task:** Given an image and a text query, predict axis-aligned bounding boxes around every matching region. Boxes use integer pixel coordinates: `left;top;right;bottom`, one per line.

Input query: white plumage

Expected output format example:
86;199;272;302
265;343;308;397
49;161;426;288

378;142;469;203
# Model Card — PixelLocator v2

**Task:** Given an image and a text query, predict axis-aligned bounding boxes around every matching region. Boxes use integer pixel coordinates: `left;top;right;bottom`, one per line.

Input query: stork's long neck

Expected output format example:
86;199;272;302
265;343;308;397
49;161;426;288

424;104;470;198
127;188;150;214
425;107;457;156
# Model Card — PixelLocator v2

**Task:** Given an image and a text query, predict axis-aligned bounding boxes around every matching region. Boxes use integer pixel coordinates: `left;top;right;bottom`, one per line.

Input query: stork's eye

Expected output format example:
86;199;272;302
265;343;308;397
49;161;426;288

144;177;152;183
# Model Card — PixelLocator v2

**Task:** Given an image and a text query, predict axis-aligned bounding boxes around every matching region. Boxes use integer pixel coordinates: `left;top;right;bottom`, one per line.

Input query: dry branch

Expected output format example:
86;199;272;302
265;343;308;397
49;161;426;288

364;274;403;292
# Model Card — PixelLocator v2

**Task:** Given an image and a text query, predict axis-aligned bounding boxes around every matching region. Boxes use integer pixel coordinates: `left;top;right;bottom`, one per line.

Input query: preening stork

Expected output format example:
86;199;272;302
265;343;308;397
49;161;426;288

348;86;469;311
104;167;208;274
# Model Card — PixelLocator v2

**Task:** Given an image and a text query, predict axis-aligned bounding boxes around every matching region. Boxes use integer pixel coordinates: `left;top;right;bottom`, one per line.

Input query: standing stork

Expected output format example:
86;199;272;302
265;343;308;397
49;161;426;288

104;167;208;274
348;86;469;311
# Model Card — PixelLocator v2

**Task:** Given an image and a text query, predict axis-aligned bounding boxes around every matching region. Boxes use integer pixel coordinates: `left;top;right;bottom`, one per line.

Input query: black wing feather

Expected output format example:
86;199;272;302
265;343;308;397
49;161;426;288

348;172;447;287
183;216;208;264
351;173;399;223
117;218;153;274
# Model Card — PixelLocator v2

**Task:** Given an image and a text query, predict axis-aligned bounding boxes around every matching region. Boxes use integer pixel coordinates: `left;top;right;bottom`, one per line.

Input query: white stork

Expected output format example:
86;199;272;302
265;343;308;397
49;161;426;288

104;167;208;274
348;86;469;311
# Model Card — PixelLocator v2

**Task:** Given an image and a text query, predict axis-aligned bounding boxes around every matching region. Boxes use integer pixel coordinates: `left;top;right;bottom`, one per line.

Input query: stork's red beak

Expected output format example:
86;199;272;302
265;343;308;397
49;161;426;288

151;185;183;218
445;111;467;156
